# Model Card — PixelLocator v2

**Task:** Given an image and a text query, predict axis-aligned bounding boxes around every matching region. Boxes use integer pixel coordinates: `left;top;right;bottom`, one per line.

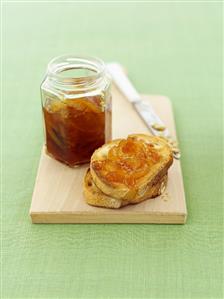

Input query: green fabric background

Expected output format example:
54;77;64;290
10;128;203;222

2;2;223;299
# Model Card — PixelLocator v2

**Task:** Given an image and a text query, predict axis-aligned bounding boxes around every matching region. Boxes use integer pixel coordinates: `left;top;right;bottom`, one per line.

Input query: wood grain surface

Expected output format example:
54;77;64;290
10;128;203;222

30;86;187;223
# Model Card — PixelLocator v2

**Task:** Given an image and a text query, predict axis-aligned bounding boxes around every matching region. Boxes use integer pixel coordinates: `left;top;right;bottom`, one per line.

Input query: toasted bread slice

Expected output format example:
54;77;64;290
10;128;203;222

90;134;173;202
84;169;168;209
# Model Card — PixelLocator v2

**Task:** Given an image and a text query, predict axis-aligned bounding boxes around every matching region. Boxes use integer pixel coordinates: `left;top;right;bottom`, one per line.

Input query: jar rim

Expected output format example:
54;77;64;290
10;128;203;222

47;54;106;86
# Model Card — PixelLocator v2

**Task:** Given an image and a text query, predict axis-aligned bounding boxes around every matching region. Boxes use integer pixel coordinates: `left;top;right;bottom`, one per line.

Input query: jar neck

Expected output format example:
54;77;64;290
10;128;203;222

46;55;106;91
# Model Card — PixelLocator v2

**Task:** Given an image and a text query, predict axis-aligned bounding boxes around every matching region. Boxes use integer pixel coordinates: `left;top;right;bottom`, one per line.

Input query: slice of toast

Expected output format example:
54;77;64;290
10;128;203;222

90;134;173;202
84;168;168;209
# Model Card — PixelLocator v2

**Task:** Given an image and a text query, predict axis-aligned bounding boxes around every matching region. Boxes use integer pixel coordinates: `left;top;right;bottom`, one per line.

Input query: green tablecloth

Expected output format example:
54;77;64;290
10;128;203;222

2;2;223;299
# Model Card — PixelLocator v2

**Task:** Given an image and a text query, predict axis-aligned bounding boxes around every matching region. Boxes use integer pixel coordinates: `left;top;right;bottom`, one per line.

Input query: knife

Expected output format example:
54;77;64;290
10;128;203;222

106;63;180;159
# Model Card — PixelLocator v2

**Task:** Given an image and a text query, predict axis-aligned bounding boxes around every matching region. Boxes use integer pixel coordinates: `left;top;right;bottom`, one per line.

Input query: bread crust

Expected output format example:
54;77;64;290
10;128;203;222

84;168;168;209
90;134;173;202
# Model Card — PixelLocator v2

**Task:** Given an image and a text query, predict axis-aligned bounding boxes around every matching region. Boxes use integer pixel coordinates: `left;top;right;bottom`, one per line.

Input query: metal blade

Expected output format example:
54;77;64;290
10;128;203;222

107;62;180;159
134;101;170;138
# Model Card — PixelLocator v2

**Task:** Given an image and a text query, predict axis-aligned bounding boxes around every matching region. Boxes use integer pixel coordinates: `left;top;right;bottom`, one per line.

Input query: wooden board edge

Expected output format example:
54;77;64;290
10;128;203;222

30;211;187;224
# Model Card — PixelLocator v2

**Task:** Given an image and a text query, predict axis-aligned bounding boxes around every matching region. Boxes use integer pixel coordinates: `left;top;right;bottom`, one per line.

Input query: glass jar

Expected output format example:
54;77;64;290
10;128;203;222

41;55;112;167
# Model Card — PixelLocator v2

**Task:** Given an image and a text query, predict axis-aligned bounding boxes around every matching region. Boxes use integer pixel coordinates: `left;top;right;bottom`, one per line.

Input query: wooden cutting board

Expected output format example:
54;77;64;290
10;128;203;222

30;85;187;224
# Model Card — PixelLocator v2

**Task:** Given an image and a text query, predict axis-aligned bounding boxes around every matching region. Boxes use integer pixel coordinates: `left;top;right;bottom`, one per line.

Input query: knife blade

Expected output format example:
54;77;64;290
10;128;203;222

106;62;170;138
106;62;181;159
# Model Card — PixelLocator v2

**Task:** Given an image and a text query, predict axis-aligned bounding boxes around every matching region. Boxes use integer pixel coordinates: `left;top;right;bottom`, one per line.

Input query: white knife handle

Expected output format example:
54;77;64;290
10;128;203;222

107;62;180;159
106;63;141;103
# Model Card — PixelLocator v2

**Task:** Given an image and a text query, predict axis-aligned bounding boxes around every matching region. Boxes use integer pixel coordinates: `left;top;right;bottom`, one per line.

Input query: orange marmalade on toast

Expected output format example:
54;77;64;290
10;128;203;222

92;137;161;187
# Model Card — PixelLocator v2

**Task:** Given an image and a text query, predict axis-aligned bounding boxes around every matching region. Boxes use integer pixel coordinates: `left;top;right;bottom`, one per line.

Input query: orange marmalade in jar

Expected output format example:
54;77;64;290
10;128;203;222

41;55;112;167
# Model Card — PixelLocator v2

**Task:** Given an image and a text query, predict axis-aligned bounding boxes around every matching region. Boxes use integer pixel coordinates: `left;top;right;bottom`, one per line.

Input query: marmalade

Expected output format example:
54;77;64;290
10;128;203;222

41;55;112;167
92;137;161;187
43;96;111;166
